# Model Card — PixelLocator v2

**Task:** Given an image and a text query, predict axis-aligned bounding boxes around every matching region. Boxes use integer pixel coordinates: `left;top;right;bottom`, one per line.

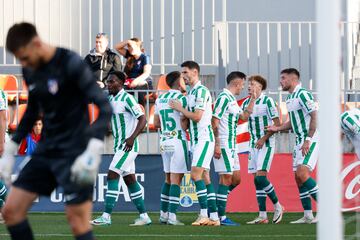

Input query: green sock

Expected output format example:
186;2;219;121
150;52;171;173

256;176;279;204
169;184;181;214
298;185;312;210
206;183;217;213
160;183;170;213
216;184;229;218
128;182;146;214
104;179;119;214
303;178;318;202
254;177;266;211
194;180;207;209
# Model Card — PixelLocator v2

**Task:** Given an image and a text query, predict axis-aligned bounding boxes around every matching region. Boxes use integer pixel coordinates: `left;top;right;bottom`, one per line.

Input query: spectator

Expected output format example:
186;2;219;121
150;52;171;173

84;33;122;89
115;38;153;106
18;117;43;156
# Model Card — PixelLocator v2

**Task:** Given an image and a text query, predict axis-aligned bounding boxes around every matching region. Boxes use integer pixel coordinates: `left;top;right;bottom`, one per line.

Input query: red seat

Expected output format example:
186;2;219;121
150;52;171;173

8;104;27;132
19;80;28;102
0;75;18;103
147;104;156;130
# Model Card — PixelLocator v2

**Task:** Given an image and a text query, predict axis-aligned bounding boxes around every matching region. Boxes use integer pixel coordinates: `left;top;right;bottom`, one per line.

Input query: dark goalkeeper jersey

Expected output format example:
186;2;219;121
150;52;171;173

13;48;112;157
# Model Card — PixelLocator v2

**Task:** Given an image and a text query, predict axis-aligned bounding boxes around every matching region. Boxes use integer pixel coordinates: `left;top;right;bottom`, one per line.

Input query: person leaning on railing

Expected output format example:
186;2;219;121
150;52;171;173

115;38;153;106
84;33;122;89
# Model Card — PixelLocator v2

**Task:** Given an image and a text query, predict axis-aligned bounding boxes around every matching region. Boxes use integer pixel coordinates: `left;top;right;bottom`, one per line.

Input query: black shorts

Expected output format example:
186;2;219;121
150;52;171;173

13;154;93;205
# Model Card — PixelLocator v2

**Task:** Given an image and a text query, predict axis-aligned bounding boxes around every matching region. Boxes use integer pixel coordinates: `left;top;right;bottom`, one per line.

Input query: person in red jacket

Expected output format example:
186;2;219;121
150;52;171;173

18;117;42;156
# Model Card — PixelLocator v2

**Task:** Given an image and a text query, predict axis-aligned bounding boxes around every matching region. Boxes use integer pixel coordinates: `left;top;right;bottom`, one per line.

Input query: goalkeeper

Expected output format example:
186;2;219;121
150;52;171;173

0;22;111;240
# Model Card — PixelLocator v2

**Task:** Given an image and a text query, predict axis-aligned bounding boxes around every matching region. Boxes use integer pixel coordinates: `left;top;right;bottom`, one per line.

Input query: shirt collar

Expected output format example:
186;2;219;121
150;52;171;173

169;89;181;94
223;88;235;98
293;84;302;94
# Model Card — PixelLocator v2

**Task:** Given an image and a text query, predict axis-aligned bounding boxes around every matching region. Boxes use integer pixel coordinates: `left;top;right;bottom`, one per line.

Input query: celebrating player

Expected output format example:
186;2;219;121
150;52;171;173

154;71;188;225
91;71;152;226
0;22;112;240
169;61;219;226
242;75;283;224
341;108;360;160
267;68;318;224
211;71;257;225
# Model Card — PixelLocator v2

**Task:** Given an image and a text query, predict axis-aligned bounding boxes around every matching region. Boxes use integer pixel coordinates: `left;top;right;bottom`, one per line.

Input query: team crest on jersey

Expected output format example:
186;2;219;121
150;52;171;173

179;173;197;207
47;79;59;95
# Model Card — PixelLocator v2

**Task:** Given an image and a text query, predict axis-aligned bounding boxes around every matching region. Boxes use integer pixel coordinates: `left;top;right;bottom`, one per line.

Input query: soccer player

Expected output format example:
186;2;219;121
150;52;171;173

341;108;360;160
154;71;188;225
267;68;319;224
0;22;112;240
0;89;7;223
91;71;151;226
242;75;283;224
169;61;219;226
212;71;258;226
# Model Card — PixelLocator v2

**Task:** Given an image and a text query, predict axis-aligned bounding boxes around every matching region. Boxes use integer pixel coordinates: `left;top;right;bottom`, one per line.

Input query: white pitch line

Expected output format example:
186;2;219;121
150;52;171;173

0;233;322;238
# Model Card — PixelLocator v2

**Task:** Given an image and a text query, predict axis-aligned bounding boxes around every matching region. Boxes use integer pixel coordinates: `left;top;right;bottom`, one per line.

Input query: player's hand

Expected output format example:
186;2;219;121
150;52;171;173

71;138;104;186
300;140;311;157
250;86;261;100
0;140;19;186
266;125;279;133
169;100;183;112
123;137;135;152
255;138;266;149
214;144;221;159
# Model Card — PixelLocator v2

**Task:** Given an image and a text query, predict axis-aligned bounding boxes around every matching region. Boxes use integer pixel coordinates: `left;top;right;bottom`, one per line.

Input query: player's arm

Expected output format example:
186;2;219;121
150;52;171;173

123;114;146;152
239;86;261;121
0;110;6;156
298;91;318;156
180;116;189;130
211;117;221;159
267;120;292;132
123;96;147;152
153;100;161;129
169;89;206;123
255;98;281;149
255;117;280;149
69;54;112;141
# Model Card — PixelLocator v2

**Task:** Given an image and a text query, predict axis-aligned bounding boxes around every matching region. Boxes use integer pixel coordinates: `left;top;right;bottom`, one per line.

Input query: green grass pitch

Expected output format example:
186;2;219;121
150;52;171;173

0;212;356;239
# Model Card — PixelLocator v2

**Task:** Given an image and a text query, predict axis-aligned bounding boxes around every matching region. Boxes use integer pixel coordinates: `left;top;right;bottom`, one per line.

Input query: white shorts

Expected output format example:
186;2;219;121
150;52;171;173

160;138;189;173
109;150;137;176
214;147;236;174
248;146;275;174
293;141;319;171
191;141;215;169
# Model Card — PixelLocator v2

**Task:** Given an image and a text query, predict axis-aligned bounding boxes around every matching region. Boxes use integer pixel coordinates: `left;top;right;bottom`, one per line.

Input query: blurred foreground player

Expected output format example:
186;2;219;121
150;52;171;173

0;22;112;240
341;108;360;160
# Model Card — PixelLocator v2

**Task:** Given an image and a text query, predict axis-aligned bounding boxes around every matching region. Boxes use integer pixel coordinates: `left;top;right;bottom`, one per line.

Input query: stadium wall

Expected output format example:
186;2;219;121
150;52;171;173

11;153;359;213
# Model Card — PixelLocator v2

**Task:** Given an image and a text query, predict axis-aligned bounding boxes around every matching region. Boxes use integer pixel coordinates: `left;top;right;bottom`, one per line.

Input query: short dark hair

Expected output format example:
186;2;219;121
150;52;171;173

166;71;181;88
109;71;126;83
226;71;246;84
281;68;300;79
6;22;38;53
181;61;200;74
248;75;267;90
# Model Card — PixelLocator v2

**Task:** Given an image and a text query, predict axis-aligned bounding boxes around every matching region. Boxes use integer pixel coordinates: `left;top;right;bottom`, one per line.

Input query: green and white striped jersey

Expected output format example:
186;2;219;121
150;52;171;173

241;93;279;148
341;108;360;137
187;81;214;145
0;90;7;111
212;88;240;149
109;89;144;153
286;84;317;145
154;89;187;140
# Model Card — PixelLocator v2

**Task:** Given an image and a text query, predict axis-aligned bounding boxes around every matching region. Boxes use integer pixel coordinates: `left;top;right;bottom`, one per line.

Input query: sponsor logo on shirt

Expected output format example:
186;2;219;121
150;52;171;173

47;79;59;95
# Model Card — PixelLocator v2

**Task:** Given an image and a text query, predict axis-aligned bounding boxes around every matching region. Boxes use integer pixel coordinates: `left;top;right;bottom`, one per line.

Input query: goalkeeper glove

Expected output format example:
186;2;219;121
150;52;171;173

71;138;104;186
0;140;19;185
